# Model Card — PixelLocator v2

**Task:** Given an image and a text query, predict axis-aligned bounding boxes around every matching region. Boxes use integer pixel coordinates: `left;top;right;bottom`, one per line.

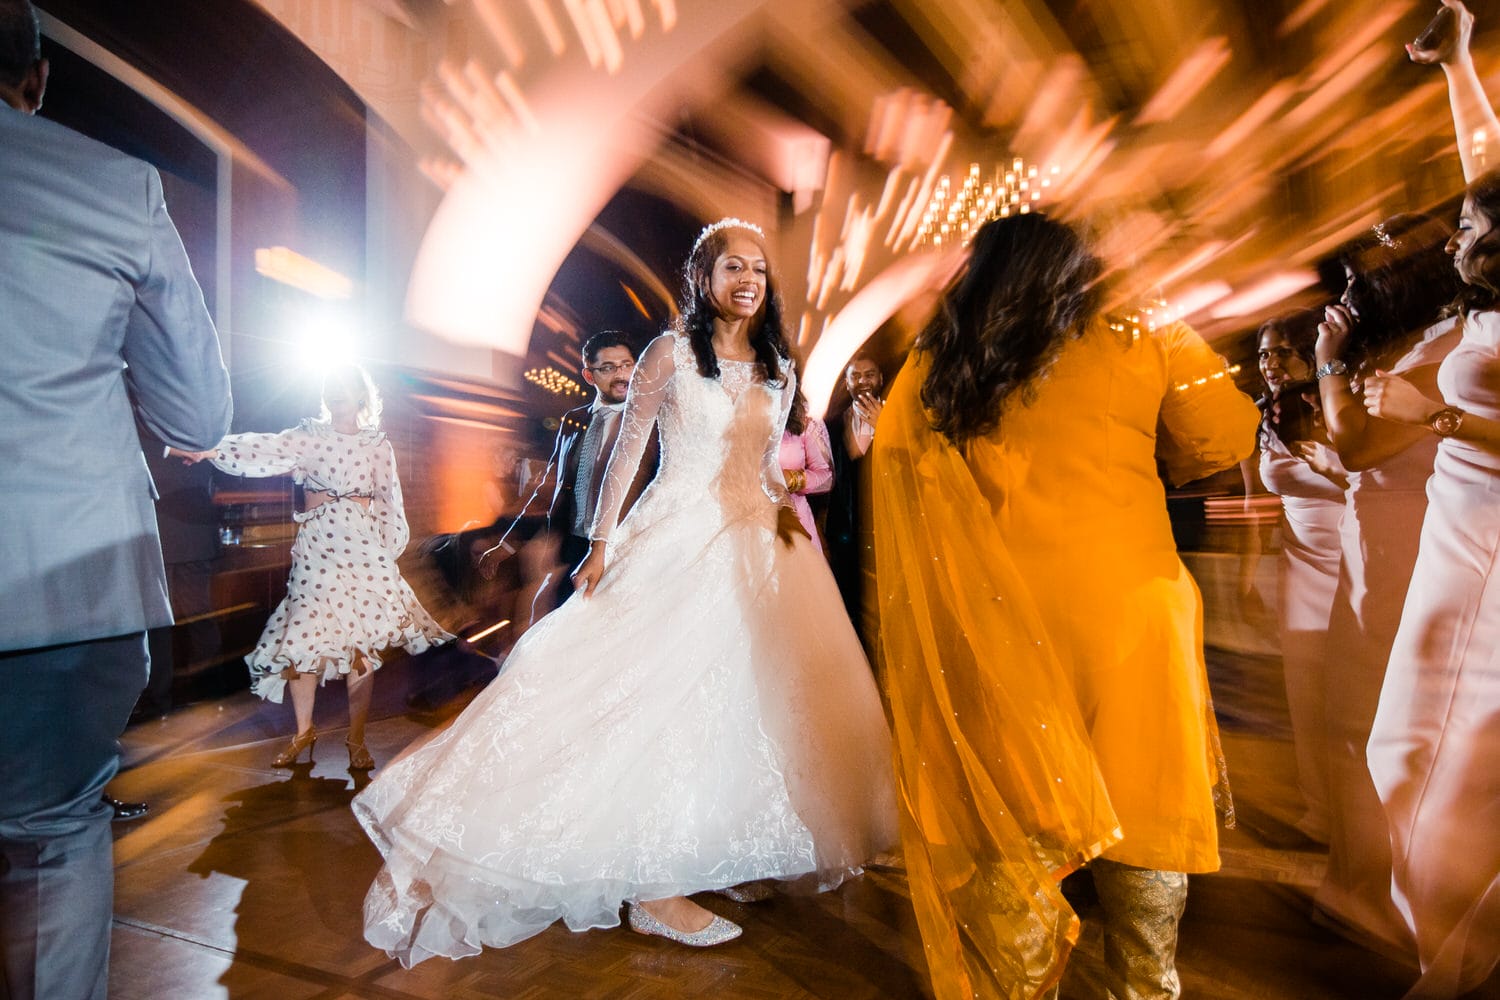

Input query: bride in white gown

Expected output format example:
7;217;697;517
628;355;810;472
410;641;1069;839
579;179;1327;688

354;218;897;965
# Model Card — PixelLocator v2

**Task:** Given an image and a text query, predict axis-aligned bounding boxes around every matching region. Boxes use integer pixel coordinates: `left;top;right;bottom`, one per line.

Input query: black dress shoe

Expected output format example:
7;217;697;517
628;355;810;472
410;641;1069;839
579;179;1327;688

103;794;149;822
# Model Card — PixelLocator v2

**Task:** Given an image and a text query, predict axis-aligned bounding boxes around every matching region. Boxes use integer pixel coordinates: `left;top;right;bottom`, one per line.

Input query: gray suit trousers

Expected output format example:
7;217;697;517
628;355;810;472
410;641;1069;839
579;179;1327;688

0;634;148;1000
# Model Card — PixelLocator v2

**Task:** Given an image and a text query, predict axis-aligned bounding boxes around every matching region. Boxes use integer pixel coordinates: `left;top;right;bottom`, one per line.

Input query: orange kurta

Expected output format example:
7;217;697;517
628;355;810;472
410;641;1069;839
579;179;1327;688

962;319;1257;873
874;317;1258;1000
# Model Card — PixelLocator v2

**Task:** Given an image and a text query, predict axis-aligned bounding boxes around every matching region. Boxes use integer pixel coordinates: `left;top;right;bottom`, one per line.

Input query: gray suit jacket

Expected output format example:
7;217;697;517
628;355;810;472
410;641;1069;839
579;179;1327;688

0;106;232;652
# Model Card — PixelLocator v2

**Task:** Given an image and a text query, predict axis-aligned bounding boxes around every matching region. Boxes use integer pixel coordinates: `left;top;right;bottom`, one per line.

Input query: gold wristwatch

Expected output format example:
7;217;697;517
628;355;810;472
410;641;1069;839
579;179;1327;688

1429;406;1466;438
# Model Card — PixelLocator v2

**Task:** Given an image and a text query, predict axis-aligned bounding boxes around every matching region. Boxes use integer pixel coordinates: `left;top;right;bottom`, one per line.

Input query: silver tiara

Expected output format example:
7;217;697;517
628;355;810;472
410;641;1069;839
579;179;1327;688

691;217;765;256
1372;222;1399;250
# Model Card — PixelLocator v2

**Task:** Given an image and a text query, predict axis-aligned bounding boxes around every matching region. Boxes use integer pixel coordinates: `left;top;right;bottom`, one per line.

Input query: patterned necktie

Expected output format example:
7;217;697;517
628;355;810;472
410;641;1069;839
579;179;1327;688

572;406;621;537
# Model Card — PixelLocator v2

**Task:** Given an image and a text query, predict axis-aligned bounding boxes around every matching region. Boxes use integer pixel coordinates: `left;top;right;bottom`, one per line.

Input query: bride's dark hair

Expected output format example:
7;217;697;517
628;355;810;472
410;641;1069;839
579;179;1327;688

676;219;790;385
918;213;1103;444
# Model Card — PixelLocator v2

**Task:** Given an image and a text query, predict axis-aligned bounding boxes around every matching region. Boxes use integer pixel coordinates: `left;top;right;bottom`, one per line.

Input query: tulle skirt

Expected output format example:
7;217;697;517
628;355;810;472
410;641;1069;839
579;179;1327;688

352;496;897;966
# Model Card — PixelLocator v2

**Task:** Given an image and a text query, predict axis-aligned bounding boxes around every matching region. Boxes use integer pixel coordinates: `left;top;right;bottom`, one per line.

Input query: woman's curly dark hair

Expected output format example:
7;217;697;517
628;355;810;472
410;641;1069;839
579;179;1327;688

1255;309;1320;394
918;213;1104;445
1455;168;1500;312
1334;212;1458;369
675;221;790;386
1254;309;1321;446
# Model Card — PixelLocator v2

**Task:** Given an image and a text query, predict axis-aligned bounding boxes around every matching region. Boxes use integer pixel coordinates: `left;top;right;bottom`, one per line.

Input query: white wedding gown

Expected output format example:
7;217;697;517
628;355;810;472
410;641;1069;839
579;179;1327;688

354;332;898;966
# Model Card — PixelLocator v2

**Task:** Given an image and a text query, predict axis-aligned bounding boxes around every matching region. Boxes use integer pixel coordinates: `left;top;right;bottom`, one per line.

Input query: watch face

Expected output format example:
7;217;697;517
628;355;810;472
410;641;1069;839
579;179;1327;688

1433;408;1463;436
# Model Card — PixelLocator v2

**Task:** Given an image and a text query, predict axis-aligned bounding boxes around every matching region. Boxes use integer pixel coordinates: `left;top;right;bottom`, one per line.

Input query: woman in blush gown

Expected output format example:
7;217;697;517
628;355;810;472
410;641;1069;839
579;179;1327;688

353;218;897;966
1360;14;1500;993
1244;311;1347;843
1312;214;1461;952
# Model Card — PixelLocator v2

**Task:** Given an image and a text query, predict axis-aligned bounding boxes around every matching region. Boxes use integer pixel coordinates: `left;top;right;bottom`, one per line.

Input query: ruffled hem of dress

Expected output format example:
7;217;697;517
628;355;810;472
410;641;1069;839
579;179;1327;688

250;623;453;703
358;835;861;967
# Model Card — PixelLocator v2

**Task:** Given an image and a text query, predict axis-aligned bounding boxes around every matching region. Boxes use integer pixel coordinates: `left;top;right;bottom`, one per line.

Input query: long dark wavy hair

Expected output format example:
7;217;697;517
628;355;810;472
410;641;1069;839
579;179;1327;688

1334;212;1458;370
918;213;1104;444
1455;168;1500;312
676;220;790;386
785;356;810;436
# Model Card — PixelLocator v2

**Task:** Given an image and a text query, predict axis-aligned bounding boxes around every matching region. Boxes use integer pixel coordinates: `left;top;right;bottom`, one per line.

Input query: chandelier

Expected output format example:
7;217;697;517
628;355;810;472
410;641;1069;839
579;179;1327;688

524;366;587;397
915;159;1061;248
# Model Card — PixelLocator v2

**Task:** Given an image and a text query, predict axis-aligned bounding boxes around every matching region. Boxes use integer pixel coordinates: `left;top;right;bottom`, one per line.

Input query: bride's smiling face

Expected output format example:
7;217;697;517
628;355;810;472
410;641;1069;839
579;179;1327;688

707;232;768;321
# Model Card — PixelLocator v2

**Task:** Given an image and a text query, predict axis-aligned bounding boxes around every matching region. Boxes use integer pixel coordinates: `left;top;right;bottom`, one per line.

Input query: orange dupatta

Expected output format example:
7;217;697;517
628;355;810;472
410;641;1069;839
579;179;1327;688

871;354;1121;999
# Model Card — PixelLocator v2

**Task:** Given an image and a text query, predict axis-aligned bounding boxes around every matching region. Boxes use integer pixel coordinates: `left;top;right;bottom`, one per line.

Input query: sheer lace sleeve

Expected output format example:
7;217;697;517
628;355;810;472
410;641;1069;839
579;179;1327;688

1156;321;1261;486
210;429;304;478
801;418;834;496
760;360;796;508
370;436;411;556
589;333;675;542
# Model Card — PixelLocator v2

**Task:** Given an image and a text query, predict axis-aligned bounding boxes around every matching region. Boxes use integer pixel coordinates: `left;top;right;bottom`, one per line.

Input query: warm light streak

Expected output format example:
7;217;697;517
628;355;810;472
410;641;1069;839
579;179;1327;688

526;0;569;55
656;0;676;29
562;0;606;69
255;247;354;299
1169;281;1233;319
1136;37;1232;125
1209;271;1319;319
620;282;651;319
494;71;540;134
1153;241;1231;293
1205;83;1295;160
472;0;526;68
466;619;512;642
803;251;962;417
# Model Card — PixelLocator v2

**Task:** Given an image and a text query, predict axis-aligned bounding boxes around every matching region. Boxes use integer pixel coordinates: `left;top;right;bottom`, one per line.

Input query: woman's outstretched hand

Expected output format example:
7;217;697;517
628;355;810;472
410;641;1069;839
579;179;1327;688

1407;0;1473;66
775;505;810;549
570;541;607;598
166;446;217;464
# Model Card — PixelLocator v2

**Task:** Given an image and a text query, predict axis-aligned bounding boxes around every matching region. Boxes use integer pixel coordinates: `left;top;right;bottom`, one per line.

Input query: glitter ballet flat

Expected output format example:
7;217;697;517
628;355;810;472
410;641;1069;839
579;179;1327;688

627;903;742;947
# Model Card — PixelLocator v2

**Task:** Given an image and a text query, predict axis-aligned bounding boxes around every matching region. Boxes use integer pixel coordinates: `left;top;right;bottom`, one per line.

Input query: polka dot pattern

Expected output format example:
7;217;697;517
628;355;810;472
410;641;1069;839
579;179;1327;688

211;419;453;703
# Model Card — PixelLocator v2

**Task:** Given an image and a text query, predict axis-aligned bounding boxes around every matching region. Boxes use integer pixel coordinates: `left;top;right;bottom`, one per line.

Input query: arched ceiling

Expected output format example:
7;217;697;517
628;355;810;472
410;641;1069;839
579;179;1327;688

46;0;1491;406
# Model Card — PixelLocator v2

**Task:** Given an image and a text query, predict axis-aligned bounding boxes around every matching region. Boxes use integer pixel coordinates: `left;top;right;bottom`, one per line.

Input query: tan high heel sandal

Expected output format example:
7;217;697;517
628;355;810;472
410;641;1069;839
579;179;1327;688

345;739;374;770
272;727;317;767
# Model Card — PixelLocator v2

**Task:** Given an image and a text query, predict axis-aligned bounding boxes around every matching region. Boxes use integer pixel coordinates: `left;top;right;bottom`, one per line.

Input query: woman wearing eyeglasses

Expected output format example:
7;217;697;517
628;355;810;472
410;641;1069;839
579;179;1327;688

354;218;896;964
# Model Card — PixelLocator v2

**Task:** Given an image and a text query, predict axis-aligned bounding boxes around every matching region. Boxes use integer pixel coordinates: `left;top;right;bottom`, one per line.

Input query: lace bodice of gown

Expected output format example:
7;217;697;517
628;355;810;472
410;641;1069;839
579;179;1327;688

590;333;793;542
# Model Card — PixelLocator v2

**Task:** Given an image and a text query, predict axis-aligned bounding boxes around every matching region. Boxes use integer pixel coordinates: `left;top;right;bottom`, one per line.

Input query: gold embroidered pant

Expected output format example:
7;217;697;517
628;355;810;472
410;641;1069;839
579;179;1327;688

1092;859;1189;1000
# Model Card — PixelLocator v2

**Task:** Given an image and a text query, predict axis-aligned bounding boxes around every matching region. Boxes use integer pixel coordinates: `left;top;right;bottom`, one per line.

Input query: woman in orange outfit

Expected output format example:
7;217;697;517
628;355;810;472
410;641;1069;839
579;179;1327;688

873;213;1260;999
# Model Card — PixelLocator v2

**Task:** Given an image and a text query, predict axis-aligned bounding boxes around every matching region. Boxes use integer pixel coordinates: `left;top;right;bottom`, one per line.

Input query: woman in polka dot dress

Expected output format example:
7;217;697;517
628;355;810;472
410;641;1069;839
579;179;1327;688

175;366;451;769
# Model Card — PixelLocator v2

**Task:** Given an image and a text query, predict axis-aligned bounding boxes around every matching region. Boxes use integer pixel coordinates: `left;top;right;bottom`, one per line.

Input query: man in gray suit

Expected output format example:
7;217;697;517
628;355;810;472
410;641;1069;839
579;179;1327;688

0;3;232;997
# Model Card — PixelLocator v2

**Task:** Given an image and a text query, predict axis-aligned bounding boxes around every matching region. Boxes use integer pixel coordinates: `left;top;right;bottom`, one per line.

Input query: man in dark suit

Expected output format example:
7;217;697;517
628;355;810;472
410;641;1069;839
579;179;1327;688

824;355;884;648
484;330;656;615
0;5;232;996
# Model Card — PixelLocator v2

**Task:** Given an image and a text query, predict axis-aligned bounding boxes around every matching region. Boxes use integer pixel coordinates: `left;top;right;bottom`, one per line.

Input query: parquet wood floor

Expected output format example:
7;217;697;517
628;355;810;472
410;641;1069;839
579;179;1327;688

104;655;1499;999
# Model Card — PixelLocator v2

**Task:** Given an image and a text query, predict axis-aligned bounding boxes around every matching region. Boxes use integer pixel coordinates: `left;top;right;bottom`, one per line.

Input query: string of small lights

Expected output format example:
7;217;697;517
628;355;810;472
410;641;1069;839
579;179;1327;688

524;367;588;397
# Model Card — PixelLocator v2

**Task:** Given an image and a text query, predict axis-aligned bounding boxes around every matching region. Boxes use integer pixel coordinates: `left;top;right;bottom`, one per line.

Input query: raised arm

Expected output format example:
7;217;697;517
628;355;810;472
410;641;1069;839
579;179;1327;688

1409;0;1497;182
